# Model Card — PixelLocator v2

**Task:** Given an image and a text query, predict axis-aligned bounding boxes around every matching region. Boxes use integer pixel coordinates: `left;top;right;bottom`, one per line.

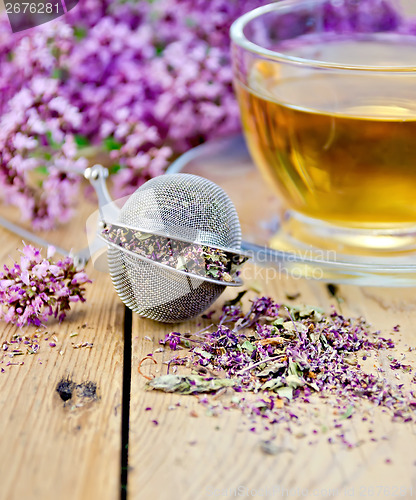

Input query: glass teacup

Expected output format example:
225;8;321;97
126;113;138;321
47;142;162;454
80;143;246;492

231;0;416;256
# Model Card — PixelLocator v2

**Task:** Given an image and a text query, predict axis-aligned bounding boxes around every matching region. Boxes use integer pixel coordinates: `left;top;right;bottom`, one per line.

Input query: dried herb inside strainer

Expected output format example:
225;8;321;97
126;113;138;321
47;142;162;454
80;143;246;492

101;222;248;283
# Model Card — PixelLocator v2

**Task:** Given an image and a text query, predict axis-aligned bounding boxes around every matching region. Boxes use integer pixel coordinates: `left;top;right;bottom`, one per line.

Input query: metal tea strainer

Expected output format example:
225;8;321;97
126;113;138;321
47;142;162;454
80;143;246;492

85;165;249;323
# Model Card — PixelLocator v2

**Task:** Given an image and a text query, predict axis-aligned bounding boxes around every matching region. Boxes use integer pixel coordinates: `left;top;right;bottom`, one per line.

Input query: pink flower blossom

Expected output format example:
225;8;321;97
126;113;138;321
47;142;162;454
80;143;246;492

0;0;402;227
0;244;91;327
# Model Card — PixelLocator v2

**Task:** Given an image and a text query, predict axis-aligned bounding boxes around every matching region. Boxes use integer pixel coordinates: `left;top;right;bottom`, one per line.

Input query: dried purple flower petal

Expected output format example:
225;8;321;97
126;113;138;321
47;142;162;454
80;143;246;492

152;295;416;437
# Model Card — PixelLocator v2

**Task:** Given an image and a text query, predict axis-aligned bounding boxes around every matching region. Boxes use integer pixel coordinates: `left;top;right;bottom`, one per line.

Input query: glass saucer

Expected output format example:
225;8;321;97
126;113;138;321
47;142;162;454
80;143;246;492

167;135;416;287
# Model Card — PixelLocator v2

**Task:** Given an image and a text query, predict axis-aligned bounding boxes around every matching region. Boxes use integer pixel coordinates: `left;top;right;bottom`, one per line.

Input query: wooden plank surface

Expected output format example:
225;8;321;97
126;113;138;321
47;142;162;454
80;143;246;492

128;152;416;500
128;272;416;500
126;151;416;499
1;171;416;500
0;201;125;500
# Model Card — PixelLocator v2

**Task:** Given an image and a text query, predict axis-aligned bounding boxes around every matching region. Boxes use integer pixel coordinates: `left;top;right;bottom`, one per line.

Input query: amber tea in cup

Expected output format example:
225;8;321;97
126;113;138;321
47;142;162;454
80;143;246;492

231;0;416;255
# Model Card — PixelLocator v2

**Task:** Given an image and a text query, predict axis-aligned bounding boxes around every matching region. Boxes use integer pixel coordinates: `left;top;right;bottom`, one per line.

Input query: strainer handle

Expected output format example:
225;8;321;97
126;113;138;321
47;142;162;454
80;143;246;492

0;215;92;269
84;165;120;222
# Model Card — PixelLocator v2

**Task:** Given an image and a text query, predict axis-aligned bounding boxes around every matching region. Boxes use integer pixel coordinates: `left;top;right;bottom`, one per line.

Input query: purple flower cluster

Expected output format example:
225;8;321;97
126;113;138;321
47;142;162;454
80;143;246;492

162;332;181;351
0;0;410;229
0;76;86;228
0;244;91;327
0;0;263;229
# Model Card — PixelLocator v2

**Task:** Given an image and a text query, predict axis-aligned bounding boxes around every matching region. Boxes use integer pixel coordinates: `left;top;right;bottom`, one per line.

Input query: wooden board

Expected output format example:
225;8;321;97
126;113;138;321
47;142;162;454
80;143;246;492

126;153;416;498
0;182;416;500
0;201;126;500
128;269;416;500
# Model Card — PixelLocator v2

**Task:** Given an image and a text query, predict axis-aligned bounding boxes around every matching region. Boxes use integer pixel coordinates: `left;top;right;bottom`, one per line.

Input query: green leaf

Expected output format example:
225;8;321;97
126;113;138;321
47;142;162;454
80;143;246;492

155;44;164;56
109;164;121;175
257;362;285;378
241;340;255;353
207;269;219;278
305;380;320;392
288;305;324;322
340;405;354;420
74;134;90;147
282;321;308;337
260;379;283;391
133;232;152;241
146;374;239;394
276;386;293;400
185;17;196;27
35;166;49;175
51;46;61;59
45;131;61;150
176;256;188;271
52;68;63;79
73;26;87;40
288;359;303;377
51;67;69;82
194;347;212;359
103;136;123;151
285;374;305;389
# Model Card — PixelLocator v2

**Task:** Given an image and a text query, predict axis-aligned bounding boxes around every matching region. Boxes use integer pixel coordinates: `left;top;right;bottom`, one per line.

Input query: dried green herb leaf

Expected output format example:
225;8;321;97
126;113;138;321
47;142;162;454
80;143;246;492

241;340;255;353
288;360;303;377
305;380;320;392
320;334;330;349
260;379;283;391
289;305;324;322
194;347;212;359
308;330;322;344
176;256;188;270
257;362;285;378
340;405;354;420
146;374;238;394
276;386;294;400
133;232;153;241
344;355;358;366
282;321;308;337
285;374;305;389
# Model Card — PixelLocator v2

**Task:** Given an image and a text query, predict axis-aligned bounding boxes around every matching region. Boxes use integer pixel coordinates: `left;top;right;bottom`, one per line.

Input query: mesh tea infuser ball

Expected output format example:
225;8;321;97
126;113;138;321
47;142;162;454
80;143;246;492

85;165;249;323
